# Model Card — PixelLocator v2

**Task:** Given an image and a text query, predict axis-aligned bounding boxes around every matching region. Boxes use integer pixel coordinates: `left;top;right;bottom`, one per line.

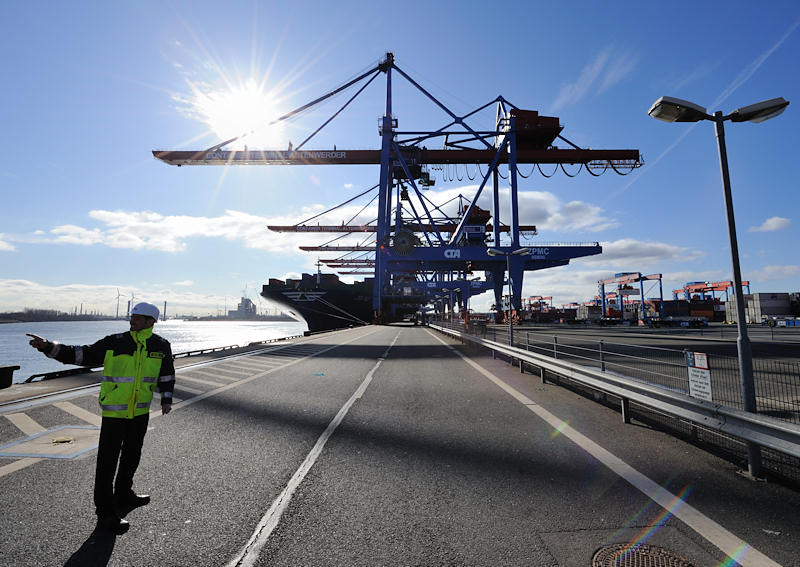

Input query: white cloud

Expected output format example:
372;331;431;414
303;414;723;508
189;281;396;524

421;185;617;235
552;48;638;111
172;280;194;287
0;279;245;316
748;216;790;232
578;238;705;267
50;225;105;245
0;234;14;251
598;51;640;94
39;209;375;254
757;265;800;281
26;184;616;256
552;51;608;111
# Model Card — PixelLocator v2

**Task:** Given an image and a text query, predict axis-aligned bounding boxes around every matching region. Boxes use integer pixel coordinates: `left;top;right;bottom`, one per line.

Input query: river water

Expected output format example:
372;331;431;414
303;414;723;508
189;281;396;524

0;319;308;384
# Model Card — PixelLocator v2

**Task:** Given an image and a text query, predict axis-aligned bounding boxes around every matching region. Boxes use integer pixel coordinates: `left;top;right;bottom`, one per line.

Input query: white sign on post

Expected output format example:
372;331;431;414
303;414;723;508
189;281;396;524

686;351;712;402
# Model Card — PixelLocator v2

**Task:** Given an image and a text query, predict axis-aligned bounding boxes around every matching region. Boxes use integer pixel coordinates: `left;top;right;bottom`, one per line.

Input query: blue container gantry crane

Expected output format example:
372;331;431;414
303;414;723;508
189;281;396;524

154;53;642;323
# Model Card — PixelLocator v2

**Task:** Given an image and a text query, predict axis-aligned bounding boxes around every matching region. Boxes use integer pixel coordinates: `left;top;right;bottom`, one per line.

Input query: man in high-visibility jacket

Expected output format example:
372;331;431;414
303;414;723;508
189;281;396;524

28;302;175;534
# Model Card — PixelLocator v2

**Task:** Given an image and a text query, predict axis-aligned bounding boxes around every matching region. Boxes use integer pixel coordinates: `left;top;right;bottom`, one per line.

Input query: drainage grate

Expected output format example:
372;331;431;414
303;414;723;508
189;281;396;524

593;544;697;567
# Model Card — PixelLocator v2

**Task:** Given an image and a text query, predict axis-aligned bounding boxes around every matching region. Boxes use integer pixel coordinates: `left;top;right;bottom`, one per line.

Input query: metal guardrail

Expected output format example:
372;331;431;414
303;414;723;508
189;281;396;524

173;334;306;359
430;324;800;461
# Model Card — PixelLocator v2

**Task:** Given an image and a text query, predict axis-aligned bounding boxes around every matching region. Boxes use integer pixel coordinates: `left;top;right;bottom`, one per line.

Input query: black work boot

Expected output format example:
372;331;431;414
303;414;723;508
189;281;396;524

97;515;130;535
115;492;150;508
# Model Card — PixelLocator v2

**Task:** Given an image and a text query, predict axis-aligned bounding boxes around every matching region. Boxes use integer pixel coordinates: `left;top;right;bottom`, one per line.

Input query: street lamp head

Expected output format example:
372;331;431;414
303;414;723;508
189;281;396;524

648;96;709;123
728;97;789;123
486;248;503;257
512;247;532;256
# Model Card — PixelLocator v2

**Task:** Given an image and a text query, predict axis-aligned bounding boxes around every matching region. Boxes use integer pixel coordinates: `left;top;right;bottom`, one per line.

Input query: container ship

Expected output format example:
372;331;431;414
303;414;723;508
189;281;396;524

261;272;374;332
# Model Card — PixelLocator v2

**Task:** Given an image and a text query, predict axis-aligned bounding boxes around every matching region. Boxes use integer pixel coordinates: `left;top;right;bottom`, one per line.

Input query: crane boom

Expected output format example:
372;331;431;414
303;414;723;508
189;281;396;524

269;223;536;233
153;148;639;167
298;245;374;251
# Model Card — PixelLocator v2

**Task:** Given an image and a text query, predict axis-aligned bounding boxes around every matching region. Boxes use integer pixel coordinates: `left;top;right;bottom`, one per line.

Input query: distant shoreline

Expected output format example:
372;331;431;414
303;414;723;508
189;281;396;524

0;316;119;324
0;314;296;324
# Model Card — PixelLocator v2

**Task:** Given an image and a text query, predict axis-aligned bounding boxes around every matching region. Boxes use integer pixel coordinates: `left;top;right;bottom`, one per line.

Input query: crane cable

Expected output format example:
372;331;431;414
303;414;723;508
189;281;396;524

559;163;583;177
294;184;379;227
537;163;558;178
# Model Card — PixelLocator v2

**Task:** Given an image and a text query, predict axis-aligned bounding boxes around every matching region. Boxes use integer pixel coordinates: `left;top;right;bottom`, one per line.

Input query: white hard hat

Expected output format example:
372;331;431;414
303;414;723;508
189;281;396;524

131;302;159;321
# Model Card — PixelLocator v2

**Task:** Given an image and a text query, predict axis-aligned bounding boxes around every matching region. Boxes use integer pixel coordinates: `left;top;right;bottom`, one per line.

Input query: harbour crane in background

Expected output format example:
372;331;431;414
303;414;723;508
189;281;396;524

154;53;641;324
672;280;750;302
598;272;663;322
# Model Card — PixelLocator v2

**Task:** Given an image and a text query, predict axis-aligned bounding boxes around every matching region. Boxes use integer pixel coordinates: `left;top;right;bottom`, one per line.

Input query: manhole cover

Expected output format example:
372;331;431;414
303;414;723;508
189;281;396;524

593;544;697;567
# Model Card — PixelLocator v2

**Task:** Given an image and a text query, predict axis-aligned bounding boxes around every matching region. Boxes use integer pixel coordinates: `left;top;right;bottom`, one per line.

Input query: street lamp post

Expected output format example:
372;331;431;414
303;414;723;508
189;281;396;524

487;247;531;346
648;95;789;478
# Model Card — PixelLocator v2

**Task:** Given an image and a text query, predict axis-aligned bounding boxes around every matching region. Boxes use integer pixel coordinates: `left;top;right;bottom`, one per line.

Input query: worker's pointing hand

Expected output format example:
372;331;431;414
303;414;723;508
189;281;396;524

26;334;50;352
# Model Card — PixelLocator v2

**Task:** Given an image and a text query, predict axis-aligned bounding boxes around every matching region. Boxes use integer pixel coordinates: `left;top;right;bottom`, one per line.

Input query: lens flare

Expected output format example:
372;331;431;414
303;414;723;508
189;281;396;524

716;544;752;567
550;419;569;439
613;484;694;562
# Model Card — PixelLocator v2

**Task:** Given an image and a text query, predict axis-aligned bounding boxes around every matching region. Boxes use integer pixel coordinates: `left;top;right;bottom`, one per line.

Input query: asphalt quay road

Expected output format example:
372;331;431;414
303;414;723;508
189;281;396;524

0;324;798;566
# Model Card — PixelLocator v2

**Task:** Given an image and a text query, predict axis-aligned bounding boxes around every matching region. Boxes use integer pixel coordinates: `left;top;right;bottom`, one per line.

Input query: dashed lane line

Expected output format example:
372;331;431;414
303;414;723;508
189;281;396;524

226;331;400;567
426;330;781;567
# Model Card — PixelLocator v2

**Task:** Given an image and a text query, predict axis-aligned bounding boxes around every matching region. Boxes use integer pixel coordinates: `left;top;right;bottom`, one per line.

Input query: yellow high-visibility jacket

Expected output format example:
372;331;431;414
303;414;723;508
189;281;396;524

47;328;175;418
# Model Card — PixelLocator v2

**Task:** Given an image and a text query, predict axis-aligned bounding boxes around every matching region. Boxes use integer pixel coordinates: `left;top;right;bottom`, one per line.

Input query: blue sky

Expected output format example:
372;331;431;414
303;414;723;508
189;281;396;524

1;1;798;317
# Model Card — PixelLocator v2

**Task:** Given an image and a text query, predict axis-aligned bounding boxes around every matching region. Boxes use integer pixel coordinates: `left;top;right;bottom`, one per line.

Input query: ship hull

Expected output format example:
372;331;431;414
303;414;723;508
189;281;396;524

261;274;374;333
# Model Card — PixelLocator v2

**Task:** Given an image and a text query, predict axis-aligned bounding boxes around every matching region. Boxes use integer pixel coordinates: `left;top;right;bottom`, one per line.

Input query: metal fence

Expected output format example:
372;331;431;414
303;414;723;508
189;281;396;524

433;318;800;485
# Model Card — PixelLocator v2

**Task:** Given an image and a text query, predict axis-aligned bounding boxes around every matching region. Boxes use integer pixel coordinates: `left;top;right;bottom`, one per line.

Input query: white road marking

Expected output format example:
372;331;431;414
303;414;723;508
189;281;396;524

427;330;781;567
226;332;400;567
53;401;101;426
208;366;252;376
175;384;204;395
5;413;46;436
224;360;269;371
177;374;226;388
0;457;43;478
188;368;240;381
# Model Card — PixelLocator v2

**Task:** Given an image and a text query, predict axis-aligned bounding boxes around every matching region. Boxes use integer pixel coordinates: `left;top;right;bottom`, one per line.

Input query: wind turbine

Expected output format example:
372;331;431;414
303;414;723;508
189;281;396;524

115;288;122;319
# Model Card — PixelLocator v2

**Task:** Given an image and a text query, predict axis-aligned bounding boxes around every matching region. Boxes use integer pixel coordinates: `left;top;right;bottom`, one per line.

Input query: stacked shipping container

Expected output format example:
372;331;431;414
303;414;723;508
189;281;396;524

726;293;792;323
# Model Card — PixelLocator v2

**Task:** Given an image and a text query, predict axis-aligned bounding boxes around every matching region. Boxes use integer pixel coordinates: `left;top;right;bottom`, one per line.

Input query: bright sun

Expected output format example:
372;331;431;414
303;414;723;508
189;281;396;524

191;78;285;149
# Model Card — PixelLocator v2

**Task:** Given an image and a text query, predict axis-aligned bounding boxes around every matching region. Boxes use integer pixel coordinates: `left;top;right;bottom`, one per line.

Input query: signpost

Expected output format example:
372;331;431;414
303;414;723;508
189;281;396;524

686;351;712;402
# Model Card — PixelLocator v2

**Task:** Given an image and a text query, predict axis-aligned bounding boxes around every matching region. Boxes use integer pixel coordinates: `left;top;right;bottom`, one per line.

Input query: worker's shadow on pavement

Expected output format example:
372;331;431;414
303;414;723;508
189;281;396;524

63;529;117;567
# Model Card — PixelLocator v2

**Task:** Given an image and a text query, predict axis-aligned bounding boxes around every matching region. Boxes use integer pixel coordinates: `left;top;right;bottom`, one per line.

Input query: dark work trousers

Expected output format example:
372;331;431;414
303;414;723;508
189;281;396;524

94;413;149;517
